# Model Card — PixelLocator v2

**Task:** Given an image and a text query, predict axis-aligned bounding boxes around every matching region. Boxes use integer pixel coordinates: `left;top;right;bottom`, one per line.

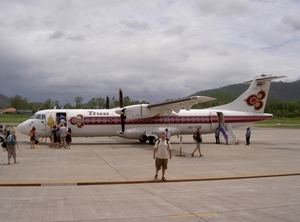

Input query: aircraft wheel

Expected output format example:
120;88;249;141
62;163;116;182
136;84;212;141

139;135;147;143
148;136;157;145
0;137;4;142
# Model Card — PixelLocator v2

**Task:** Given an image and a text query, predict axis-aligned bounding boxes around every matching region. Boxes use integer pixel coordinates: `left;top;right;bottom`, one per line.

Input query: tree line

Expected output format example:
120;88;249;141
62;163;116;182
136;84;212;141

7;95;148;113
6;94;300;118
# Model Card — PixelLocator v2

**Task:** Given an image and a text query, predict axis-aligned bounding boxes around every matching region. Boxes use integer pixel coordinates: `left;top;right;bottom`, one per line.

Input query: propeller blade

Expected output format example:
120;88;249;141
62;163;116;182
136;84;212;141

119;89;123;108
105;96;109;109
121;115;125;132
119;89;125;132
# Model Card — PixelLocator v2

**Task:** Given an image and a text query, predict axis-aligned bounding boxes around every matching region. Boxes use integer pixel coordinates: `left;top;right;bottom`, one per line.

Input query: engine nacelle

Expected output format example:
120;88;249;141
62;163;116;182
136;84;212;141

123;104;152;120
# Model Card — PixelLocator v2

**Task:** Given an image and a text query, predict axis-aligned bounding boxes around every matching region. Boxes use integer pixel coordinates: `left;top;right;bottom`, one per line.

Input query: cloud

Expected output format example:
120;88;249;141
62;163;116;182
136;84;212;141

119;19;150;30
49;31;65;39
0;0;300;106
282;12;300;31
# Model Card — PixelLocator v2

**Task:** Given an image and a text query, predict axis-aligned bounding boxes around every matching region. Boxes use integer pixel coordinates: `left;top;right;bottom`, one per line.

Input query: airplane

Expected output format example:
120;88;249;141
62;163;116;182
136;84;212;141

17;74;285;145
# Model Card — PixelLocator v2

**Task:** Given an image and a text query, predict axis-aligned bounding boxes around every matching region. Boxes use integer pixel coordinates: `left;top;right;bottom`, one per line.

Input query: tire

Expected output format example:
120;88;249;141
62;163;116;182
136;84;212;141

0;137;4;142
139;135;147;143
148;136;157;145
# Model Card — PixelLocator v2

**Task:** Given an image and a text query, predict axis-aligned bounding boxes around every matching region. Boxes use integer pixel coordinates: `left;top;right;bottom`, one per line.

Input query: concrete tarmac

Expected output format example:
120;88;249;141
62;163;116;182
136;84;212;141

0;127;299;221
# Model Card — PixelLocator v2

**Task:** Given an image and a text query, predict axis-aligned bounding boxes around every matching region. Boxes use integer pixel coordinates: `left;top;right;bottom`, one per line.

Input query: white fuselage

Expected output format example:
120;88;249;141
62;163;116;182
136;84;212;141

17;108;272;139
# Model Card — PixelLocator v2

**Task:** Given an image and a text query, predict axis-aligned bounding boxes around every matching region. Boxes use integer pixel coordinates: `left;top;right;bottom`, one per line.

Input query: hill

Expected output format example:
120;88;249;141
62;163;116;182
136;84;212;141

1;80;300;109
190;80;300;101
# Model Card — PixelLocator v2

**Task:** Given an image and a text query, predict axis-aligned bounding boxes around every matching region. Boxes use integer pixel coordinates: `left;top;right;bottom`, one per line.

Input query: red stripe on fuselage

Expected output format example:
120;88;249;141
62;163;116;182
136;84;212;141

69;115;271;126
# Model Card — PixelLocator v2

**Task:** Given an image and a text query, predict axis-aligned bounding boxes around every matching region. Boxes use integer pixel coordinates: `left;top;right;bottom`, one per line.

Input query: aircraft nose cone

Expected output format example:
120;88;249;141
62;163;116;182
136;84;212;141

17;123;26;135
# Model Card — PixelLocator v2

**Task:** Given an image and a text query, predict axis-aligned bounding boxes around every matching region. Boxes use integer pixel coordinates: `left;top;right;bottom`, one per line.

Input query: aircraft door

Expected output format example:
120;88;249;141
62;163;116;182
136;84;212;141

217;112;225;127
210;112;224;129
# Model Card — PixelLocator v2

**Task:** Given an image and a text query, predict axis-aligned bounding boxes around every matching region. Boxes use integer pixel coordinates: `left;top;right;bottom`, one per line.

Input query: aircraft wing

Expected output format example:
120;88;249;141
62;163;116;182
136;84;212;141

115;96;215;119
146;96;215;115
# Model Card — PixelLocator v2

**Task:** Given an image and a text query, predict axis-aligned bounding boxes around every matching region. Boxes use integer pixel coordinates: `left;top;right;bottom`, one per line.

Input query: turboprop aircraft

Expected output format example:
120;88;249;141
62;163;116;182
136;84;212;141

17;74;285;144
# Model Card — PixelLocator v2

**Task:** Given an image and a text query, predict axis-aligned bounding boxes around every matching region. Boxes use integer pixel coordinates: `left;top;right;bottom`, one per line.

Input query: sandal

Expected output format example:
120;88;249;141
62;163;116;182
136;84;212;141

154;174;158;180
161;177;166;181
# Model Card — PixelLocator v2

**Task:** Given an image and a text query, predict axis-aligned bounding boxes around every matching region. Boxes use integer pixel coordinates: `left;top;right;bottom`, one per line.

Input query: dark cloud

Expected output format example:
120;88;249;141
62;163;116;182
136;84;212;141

49;31;65;39
282;13;300;31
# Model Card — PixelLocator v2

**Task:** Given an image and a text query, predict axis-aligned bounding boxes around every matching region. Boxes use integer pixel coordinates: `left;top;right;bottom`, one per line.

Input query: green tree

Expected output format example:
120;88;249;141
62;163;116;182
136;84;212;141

9;95;28;109
63;103;73;109
87;97;97;109
75;97;83;108
42;98;55;109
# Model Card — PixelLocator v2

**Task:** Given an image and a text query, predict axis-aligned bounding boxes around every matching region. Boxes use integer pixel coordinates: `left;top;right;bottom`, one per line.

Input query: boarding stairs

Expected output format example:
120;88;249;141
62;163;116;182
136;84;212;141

219;123;237;145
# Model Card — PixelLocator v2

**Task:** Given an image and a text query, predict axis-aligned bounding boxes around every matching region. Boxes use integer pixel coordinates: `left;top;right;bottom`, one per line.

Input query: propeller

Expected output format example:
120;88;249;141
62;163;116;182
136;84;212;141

105;96;109;109
119;89;126;133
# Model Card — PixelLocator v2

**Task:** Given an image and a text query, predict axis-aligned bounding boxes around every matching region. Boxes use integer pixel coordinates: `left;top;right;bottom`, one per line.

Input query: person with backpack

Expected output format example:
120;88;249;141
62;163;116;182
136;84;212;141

29;127;36;149
6;125;11;137
153;132;172;181
6;127;19;165
191;127;203;157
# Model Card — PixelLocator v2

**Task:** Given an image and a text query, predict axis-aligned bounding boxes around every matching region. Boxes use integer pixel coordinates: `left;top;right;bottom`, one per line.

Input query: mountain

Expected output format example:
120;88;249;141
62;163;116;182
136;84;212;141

190;80;300;101
1;80;300;109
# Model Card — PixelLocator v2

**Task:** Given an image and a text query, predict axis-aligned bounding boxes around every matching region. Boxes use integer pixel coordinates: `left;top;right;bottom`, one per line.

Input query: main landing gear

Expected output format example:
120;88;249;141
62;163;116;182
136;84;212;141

139;135;157;145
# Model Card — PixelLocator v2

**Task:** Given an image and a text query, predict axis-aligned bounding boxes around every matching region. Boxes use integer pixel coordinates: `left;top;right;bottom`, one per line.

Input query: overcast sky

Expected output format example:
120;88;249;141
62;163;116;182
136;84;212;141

1;0;300;106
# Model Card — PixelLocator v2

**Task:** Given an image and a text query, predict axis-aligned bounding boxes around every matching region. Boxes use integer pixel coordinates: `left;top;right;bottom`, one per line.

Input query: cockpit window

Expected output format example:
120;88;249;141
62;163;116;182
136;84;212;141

35;114;42;119
42;114;46;120
30;114;38;119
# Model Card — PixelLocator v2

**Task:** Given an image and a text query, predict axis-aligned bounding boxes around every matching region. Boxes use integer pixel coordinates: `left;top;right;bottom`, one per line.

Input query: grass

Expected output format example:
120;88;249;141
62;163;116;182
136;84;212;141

0;114;30;127
254;117;300;129
256;117;300;125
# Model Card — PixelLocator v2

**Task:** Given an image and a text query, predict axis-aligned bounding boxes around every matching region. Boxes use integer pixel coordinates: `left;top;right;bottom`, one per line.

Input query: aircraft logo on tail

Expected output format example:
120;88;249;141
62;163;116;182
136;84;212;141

244;90;266;111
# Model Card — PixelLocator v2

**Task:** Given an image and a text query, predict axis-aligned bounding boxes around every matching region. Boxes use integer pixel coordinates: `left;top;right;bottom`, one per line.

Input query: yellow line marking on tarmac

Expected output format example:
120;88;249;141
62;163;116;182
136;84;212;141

172;212;217;218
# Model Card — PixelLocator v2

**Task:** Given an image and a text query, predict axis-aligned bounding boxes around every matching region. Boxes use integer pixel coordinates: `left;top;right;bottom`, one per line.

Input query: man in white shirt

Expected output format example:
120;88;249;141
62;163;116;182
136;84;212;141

153;132;172;181
165;128;171;141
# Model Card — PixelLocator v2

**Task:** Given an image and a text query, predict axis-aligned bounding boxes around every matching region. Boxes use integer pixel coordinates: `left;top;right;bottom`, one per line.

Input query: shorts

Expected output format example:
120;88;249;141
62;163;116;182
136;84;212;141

155;158;168;170
30;136;36;141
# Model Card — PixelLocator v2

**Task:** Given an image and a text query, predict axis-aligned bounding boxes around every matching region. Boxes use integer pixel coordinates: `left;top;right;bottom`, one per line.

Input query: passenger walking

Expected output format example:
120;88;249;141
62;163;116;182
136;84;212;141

52;125;60;148
245;127;251;145
153;132;172;181
59;123;67;148
49;126;54;148
6;127;19;164
191;127;203;157
29;127;36;149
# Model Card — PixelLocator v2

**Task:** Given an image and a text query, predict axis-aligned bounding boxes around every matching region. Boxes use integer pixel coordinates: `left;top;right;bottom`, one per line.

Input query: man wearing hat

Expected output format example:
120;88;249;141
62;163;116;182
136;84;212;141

245;127;251;145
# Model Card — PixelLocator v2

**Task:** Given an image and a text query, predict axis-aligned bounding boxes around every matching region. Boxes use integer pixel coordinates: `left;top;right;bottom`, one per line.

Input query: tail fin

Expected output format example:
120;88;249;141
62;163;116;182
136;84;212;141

212;74;286;113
